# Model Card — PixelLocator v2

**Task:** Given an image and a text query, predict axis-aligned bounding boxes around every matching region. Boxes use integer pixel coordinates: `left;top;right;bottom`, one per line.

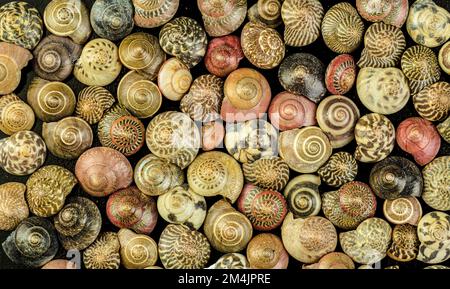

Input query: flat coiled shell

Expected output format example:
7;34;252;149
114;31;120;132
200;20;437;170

383;196;422;226
246;233;289;269
0;182;29;231
413;82;450;122
207;253;250;269
317;152;358;187
132;0;179;28
90;0;134;41
283;174;321;218
422;156;450;211
417;211;450;264
75;86;115;125
0;93;35;135
118;228;158;269
157;58;193;101
205;35;244;78
356;0;409;28
325;54;357;95
242;156;290;191
83;232;120;269
197;0;247;37
387;224;419;262
439;41;450;74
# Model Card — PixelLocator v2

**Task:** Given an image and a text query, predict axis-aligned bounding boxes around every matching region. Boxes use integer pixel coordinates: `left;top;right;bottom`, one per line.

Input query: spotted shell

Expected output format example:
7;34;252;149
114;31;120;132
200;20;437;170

278;126;332;173
146;111;200;169
387;224;419;262
422;156;450;211
187;151;243;204
157;185;207;230
207;253;250;269
325;54;357;95
401;45;441;95
356;0;409;28
283;174;321;218
281;213;337;264
0;42;32;95
90;0;134;41
406;0;450;48
439;41;450;74
340;218;392;265
180;74;224;122
248;0;282;28
0;1;43;49
118;228;158;269
75;86;115;125
83;232;120;269
158;224;211;269
134;153;184;197
159;17;207;68
26;165;77;218
303;252;355;269
354;113;395;163
417;211;450;264
158;58;193;101
317;152;358;187
237;184;287;231
383;197;422;226
321;3;364;54
242;156;290;191
413;82;450;122
246;233;289;269
201;120;225;151
205;35;244;78
281;0;324;47
197;0;247;37
0;94;35;135
241;21;285;70
0;182;29;231
132;0;179;28
437;116;450;143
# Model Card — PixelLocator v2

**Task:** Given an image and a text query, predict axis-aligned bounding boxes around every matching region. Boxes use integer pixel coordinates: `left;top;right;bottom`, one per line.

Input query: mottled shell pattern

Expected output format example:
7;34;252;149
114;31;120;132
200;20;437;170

90;0;134;42
207;253;250;269
387;224;419;262
246;233;289;269
205;35;244;78
0;182;29;231
83;232;121;269
439;41;450;74
0;93;35;135
75;86;115;125
417;211;450;264
325;54;357;95
158;58;193;101
318;152;358;187
248;0;282;28
283;174;321;218
118;228;158;269
242;156;289;191
437;115;450;143
413;82;450;122
132;0;178;28
197;0;247;37
422;156;450;211
356;0;409;28
383;196;422;226
0;42;32;95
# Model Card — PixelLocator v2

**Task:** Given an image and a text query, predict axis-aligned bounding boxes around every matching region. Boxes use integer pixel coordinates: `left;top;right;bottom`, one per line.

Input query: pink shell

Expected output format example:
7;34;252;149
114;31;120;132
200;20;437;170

205;35;244;78
356;0;408;28
201;120;225;151
396;117;441;166
268;91;317;131
325;54;356;95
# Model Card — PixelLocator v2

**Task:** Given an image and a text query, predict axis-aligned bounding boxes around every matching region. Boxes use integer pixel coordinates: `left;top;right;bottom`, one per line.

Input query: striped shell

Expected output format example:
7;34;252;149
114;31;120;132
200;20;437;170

318;152;358;187
0;42;32;95
197;0;247;37
0;182;29;231
205;35;244;78
413;82;450;122
417;211;450;264
0;94;35;135
90;0;134;42
439;41;450;74
383;197;422;226
207;253;250;269
283;174;321;218
322;191;359;230
118;228;158;269
83;232;120;269
246;233;289;269
157;58;193;101
437;116;450;143
422;157;450;211
387;224;419;262
242;156;290;191
356;0;409;28
281;0;323;47
248;0;282;28
132;0;179;28
75;86;115;125
325;54;357;95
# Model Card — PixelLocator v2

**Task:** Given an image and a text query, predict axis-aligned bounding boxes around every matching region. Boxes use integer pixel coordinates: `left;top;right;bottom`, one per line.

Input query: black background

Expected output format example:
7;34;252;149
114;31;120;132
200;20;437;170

0;0;449;270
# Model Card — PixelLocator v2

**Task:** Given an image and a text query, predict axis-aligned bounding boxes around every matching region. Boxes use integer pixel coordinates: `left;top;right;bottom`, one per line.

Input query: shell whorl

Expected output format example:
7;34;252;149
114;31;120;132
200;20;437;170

133;0;179;28
283;174;321;218
383;197;422;226
325;54;357;95
318;152;358;187
0;94;35;136
417;211;450;264
242;156;289;191
75;86;115;125
118;228;158;269
158;58;193;101
422;157;450;211
83;232;121;269
387;224;419;262
0;182;29;231
197;0;247;37
413;82;450;122
90;0;134;41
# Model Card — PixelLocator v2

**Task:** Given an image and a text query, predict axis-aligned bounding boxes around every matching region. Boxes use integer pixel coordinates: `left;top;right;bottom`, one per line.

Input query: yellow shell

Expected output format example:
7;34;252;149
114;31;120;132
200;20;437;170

157;58;193;101
75;86;115;125
0;42;32;95
417;211;450;264
0;182;29;231
413;82;450;122
318;152;358;187
0;93;35;135
439;41;450;75
246;233;289;269
118;228;158;269
83;232;121;269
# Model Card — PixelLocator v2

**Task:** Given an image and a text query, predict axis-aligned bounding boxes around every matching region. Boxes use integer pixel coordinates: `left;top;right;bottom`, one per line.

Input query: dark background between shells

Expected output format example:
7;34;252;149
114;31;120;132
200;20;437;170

0;0;449;269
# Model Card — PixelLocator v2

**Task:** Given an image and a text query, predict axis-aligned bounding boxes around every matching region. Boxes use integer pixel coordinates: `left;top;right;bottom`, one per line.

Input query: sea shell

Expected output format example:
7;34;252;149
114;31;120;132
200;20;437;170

54;197;102;251
0;42;32;95
242;156;290;191
237;184;287;231
321;2;364;54
437;116;450;143
278;53;326;103
439;41;450;74
205;35;244;78
225;119;278;164
417;211;450;264
157;186;206;230
383;197;422;226
281;213;337;263
204;200;253;253
132;0;179;28
159;17;207;68
75;86;115;125
413;82;450;122
75;147;133;197
354;113;395;163
0;1;43;49
41;260;78;269
220;68;271;122
278;126;332;173
387;224;420;262
406;0;450;48
180;74;224;122
27;77;76;122
207;253;250;269
268;92;317;131
401;45;441;95
248;0;282;28
281;0;324;47
73;38;122;86
246;233;289;269
282;174;321;218
396;117;441;166
158;224;210;269
43;0;92;44
90;0;134;41
106;186;158;234
157;58;193;101
83;232;120;269
304;252;355;269
422;156;450;211
201;120;225;151
340;218;392;265
0;93;35;135
241;21;285;70
0;182;29;231
0;131;46;176
118;228;158;269
197;0;247;37
317;152;358;187
356;0;409;28
146;111;200;169
26;165;77;218
325;54;357;95
134;153;184;197
187;151;243;204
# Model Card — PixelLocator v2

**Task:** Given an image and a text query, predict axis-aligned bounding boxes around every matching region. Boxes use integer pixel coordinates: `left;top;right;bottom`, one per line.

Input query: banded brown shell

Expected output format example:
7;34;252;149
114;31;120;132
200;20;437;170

90;0;134;42
439;41;450;74
205;35;244;78
413;82;450;122
303;252;355;269
0;42;32;95
75;86;115;125
133;0;178;28
246;233;289;269
283;174;321;218
248;0;282;28
0;93;35;135
417;211;450;264
318;152;358;187
356;0;409;28
242;156;290;191
0;182;29;231
197;0;247;37
118;228;158;269
422;157;450;211
437;116;450;143
383;196;422;226
207;253;250;269
157;58;193;101
387;224;419;262
83;232;120;269
325;54;357;95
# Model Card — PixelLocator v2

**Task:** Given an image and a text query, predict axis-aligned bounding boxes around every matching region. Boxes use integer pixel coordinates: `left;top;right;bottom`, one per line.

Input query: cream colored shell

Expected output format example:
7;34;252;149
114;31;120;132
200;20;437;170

0;94;35;135
422;157;450;211
158;58;193;101
83;232;121;269
0;182;29;231
417;211;450;264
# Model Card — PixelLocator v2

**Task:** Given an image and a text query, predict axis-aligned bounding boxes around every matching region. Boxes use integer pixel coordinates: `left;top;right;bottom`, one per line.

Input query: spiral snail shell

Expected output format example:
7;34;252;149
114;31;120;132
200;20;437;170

33;35;82;82
387;224;420;262
406;0;450;48
27;77;76;122
201;120;225;151
303;252;355;269
248;0;282;28
317;152;358;188
133;0;179;28
41;259;78;269
2;217;58;268
0;182;29;231
282;175;320;219
278;126;332;173
26;165;77;218
439;41;450;75
246;233;289;269
197;0;247;37
157;58;193;102
354;113;395;163
383;197;423;226
74;38;122;86
437;116;450;144
205;35;244;78
417;211;450;264
83;232;120;269
0;42;32;95
356;0;409;28
325;54;357;95
118;228;158;269
242;156;290;191
0;94;35;135
43;0;92;44
90;0;134;41
241;21;285;70
75;86;115;125
54;197;102;251
75;147;133;197
207;253;250;269
187;151;243;204
413;82;450;122
0;1;43;49
158;224;211;269
157;185;207;230
422;156;450;211
237;184;287;231
0;130;46;176
281;0;324;47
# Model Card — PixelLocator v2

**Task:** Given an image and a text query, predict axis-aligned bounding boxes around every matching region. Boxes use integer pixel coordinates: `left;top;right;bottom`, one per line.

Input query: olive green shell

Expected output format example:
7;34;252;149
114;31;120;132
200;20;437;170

90;0;134;41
